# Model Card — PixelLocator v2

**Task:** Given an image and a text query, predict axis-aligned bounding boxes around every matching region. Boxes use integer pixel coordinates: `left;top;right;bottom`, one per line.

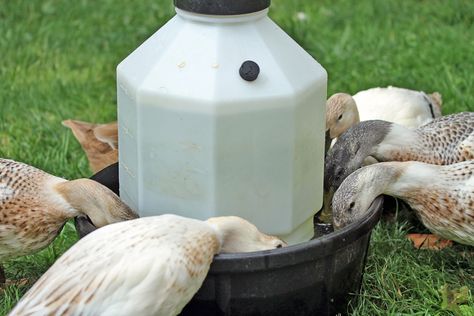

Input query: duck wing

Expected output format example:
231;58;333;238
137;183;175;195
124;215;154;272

459;133;474;161
0;159;68;260
354;86;438;128
10;215;219;316
417;112;474;163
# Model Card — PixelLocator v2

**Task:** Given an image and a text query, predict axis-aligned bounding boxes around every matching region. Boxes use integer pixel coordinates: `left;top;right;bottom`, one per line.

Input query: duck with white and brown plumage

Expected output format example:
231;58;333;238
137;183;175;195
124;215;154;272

0;158;138;285
331;160;474;246
324;112;474;212
9;214;285;316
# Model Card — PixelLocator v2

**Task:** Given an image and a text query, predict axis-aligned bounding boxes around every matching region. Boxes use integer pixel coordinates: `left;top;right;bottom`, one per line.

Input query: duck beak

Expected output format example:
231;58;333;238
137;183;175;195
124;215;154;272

321;188;334;221
75;215;98;239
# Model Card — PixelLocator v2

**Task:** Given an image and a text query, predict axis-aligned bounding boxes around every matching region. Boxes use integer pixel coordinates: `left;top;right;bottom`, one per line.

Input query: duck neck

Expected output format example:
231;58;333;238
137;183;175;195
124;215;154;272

373;124;424;162
55;179;136;227
363;162;406;200
205;220;224;255
384;162;438;198
55;179;106;224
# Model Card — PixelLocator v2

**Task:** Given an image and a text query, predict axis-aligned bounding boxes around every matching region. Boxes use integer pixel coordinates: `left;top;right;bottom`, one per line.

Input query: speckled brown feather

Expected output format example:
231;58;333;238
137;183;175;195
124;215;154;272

398;161;474;245
326;112;474;195
378;112;474;164
0;158;137;263
0;159;69;261
333;160;474;246
62;120;118;173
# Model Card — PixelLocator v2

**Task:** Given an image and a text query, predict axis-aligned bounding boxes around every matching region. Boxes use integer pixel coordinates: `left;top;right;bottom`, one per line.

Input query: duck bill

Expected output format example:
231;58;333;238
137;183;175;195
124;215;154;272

318;188;335;223
75;216;98;238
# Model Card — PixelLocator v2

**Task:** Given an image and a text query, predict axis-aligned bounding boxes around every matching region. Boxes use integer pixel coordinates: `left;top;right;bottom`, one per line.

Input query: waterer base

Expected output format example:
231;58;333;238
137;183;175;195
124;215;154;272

83;163;383;316
279;216;315;245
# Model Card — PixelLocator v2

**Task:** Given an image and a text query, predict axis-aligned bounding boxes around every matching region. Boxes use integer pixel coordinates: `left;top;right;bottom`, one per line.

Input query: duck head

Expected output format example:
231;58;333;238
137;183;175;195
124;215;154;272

324;120;392;209
56;179;138;228
331;168;375;229
206;216;286;253
325;120;393;190
332;162;401;229
325;93;360;140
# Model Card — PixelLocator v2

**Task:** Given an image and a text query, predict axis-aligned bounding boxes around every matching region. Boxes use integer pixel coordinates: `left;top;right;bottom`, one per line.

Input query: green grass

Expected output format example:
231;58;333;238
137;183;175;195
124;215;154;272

0;0;473;314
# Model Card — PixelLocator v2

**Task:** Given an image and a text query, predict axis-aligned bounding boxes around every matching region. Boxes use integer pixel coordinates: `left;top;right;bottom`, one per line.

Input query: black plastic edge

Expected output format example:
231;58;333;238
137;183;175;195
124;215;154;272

86;163;383;273
209;196;383;272
90;163;119;195
174;0;270;15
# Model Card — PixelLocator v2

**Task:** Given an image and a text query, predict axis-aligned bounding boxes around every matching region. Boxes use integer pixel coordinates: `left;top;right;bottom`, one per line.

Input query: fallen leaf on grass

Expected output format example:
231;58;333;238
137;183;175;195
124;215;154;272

406;233;453;250
440;285;474;316
0;278;30;294
5;278;29;287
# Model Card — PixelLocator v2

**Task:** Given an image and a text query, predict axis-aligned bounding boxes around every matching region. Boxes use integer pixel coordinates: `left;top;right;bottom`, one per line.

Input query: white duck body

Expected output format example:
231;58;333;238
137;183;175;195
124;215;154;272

9;215;284;316
353;86;442;128
332;161;474;246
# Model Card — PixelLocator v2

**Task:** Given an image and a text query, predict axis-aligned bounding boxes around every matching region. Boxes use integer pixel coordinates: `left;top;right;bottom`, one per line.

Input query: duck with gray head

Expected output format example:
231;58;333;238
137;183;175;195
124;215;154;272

324;112;474;211
332;160;474;246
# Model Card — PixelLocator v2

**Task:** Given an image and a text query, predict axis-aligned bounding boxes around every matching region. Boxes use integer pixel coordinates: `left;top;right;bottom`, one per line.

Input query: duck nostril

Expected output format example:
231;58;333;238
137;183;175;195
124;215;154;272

276;244;283;249
348;202;355;213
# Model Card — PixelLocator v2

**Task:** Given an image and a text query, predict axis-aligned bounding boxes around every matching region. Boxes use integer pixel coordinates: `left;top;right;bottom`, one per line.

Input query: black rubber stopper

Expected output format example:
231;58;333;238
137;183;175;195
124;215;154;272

174;0;270;15
239;60;260;81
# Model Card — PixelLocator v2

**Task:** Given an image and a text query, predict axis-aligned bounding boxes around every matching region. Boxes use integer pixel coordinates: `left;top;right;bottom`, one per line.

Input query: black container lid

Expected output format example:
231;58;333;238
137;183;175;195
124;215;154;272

174;0;270;15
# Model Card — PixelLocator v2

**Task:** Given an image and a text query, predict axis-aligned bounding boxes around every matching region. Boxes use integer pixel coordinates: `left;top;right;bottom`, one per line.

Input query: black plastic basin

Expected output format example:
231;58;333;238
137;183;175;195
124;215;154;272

82;163;383;316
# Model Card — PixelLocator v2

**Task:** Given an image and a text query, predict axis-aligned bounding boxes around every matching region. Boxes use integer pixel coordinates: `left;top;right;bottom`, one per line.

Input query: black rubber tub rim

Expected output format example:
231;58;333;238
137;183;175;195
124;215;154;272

86;163;383;273
209;196;383;273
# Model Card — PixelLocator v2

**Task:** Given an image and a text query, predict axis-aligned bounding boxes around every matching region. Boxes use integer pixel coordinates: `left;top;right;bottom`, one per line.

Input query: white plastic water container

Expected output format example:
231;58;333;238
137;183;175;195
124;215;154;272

117;0;327;244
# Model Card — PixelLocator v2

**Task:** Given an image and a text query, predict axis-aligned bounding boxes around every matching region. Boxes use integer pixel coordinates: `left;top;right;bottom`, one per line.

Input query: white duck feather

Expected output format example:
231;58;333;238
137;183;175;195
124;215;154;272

9;215;284;316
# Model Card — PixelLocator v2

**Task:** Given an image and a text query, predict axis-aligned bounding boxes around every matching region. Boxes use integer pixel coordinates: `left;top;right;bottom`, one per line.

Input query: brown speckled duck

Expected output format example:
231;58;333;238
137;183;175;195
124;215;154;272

62;120;118;173
325;112;474;205
332;160;474;246
10;215;285;316
0;158;137;284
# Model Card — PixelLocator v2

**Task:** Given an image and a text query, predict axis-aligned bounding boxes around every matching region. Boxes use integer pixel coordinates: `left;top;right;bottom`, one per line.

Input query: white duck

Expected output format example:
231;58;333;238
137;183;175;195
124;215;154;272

0;158;137;284
332;160;474;246
326;86;442;141
9;214;285;316
325;112;474;200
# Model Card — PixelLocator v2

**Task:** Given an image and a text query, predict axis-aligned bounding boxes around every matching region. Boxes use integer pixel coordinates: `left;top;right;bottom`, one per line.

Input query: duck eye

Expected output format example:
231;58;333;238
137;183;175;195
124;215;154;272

276;243;283;249
338;114;343;120
348;202;355;212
